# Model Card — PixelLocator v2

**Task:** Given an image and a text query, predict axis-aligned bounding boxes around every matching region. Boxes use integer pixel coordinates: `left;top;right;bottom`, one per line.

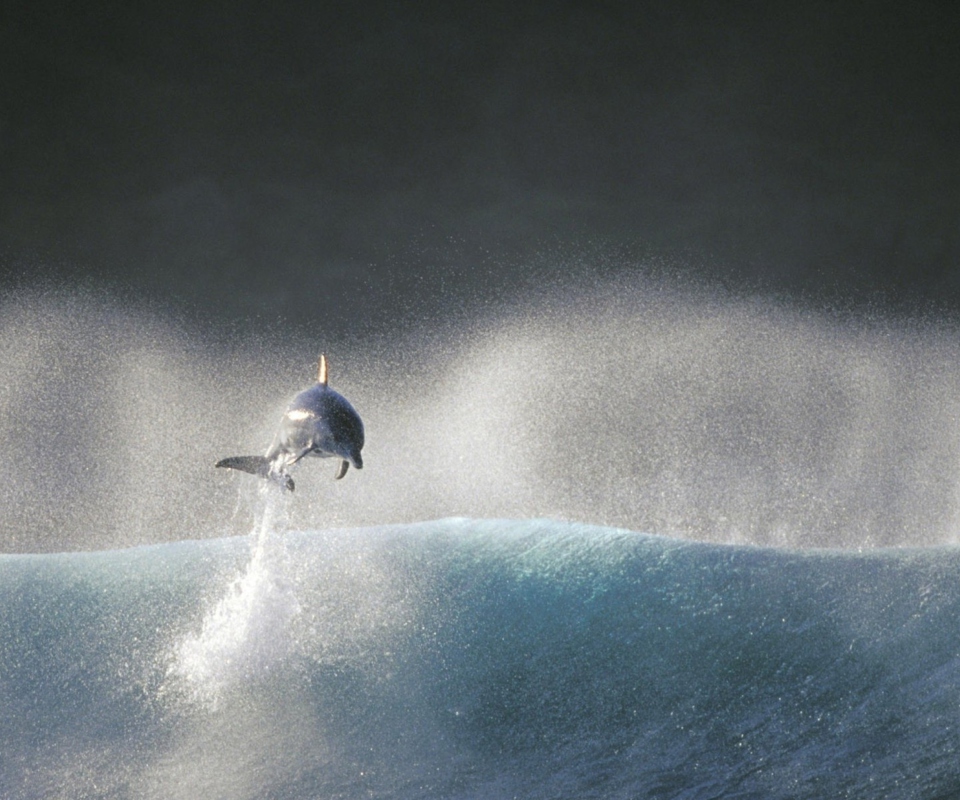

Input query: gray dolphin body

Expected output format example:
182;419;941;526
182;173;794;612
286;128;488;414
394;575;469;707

216;355;364;491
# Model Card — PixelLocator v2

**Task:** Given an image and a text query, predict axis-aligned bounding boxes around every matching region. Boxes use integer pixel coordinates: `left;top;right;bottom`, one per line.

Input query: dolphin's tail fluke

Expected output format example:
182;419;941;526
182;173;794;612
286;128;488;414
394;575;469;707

215;456;295;491
215;455;269;476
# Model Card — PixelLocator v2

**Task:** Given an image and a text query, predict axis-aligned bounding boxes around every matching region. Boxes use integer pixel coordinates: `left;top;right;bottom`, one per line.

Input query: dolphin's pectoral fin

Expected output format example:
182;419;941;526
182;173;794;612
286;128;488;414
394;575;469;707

334;459;350;480
216;455;271;477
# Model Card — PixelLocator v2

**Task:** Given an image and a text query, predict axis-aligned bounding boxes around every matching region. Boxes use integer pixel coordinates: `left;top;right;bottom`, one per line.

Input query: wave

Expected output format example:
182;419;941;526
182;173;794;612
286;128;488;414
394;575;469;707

3;516;959;798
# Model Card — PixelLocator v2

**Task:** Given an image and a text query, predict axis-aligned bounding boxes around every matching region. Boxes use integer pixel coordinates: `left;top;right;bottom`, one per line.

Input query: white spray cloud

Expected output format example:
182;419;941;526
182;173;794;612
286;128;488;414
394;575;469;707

3;280;960;550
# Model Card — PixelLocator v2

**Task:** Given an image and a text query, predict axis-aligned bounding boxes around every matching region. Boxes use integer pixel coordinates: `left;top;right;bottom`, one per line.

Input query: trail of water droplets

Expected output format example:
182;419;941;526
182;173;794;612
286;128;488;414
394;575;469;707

168;488;300;705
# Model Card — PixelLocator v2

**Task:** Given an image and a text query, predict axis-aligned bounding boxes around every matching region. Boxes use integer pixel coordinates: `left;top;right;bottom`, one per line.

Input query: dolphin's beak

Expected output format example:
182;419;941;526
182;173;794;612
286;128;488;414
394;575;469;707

351;452;363;469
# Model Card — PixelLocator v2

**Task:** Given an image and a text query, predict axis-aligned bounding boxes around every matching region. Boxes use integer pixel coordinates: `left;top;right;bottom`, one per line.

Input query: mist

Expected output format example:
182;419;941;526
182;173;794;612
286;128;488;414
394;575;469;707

3;277;960;553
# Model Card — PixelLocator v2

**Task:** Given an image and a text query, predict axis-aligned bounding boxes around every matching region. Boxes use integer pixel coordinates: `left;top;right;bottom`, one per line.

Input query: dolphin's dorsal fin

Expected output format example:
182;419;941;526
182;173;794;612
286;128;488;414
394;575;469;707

318;354;328;386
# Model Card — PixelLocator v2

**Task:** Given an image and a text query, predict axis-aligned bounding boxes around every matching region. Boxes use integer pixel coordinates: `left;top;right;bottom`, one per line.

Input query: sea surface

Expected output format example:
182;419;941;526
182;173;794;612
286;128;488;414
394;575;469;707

3;514;959;799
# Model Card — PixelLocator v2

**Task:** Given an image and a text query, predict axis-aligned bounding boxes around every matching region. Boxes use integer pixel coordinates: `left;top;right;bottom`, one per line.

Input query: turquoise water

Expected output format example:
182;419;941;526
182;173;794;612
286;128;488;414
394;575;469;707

3;516;959;798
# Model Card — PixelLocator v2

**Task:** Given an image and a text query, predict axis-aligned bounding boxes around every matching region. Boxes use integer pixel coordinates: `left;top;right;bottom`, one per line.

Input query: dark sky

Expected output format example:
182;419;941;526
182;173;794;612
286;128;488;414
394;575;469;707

2;0;958;334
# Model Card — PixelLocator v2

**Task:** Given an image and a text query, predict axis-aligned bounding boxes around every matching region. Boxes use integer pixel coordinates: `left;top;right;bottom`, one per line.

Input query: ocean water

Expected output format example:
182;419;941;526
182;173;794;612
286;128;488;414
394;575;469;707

4;283;960;797
3;511;960;799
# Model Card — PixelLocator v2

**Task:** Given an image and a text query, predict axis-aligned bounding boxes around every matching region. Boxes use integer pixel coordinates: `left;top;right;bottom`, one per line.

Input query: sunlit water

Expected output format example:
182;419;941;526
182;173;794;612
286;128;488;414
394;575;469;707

3;516;960;798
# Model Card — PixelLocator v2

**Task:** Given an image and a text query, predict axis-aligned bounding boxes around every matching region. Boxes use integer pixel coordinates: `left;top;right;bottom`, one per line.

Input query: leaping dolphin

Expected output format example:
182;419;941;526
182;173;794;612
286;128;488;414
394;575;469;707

215;354;364;491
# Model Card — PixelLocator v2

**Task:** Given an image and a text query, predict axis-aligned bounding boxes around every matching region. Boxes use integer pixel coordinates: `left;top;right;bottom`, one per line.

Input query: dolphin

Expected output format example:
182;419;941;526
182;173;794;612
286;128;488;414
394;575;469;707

215;354;364;491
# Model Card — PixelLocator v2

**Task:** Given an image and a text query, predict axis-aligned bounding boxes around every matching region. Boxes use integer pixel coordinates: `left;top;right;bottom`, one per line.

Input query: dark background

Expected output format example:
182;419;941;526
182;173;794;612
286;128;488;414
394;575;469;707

2;0;958;334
